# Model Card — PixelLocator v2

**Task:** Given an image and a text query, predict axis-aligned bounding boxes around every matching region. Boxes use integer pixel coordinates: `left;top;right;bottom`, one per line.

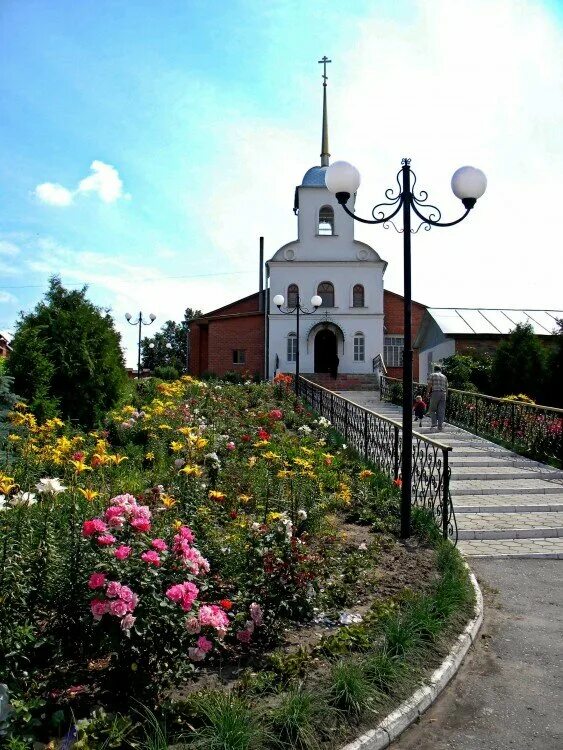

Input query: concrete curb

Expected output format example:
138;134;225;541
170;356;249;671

338;567;483;750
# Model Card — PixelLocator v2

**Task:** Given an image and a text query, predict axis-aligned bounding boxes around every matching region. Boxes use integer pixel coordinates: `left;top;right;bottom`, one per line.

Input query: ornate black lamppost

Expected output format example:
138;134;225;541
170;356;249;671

325;159;487;539
125;311;156;378
273;293;323;395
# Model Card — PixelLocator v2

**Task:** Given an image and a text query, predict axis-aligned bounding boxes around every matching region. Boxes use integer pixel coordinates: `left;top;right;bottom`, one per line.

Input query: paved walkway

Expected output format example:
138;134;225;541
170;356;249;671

392;558;563;750
339;391;563;558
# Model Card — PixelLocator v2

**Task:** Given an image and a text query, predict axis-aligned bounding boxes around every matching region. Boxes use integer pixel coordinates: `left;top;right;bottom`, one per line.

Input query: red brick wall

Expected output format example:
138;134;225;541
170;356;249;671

455;337;500;357
383;291;427;380
207;314;264;377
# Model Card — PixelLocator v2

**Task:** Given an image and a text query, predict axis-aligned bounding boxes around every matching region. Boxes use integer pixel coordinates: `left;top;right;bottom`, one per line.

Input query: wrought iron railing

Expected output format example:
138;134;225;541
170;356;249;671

380;376;563;467
298;376;456;542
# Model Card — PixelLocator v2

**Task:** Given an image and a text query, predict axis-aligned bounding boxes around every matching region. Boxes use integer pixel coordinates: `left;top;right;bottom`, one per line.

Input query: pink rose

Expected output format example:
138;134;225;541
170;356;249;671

269;409;283;420
97;534;116;546
120;614;136;632
151;538;168;552
226;442;235;451
109;599;128;618
197;636;213;653
188;647;206;662
236;629;252;643
114;545;132;560
186;617;201;634
82;518;107;537
107;515;125;529
141;550;160;566
166;584;185;603
131;517;151;533
249;602;263;626
119;585;134;602
88;572;106;590
128;593;139;612
91;598;108;620
106;581;122;599
177;525;195;543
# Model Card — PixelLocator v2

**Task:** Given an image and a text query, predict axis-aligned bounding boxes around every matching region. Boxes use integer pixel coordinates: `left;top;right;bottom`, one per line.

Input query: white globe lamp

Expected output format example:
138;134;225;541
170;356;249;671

311;295;322;308
273;294;285;308
325;161;361;204
451;166;487;209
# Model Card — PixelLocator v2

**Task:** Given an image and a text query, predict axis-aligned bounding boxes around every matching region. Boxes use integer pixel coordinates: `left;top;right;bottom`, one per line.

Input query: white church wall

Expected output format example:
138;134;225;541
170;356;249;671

418;339;455;383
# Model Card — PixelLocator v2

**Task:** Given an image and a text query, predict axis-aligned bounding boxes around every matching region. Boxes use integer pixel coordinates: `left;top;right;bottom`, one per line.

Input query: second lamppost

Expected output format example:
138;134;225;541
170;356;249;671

273;293;322;395
325;158;487;539
125;311;156;379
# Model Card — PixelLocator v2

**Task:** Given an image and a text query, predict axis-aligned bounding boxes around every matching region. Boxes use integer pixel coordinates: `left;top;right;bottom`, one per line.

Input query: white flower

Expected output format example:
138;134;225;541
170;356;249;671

0;495;6;512
251;522;261;532
358;542;368;551
297;509;307;521
339;612;363;625
298;425;312;435
11;491;37;507
204;452;221;468
341;444;347;450
317;416;331;427
36;477;67;495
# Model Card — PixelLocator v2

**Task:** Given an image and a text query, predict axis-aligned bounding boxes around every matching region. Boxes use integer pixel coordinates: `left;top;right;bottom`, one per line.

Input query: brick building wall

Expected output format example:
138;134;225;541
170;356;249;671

383;290;427;381
189;289;427;381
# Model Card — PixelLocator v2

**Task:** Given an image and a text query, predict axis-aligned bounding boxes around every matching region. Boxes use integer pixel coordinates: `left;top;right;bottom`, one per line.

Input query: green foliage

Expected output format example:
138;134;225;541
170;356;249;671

0;373;19;449
141;308;201;374
544;318;563;408
268;689;330;749
7;278;127;428
491;323;547;401
153;365;179;381
441;352;492;392
189;692;265;750
328;660;376;719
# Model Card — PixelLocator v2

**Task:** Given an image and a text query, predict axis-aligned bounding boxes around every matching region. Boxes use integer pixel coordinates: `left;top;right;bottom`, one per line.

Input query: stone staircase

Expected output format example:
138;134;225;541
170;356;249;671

303;373;380;391
338;391;563;559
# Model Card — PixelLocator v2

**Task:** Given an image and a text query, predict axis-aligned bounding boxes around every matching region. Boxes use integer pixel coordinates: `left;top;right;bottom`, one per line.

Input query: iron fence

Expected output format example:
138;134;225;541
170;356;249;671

381;376;563;468
299;376;456;542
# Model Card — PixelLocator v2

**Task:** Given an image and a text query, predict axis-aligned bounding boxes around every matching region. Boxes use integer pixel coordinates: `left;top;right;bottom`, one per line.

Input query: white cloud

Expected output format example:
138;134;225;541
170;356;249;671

77;160;126;203
34;161;127;207
0;241;21;256
34;182;74;206
0;291;17;304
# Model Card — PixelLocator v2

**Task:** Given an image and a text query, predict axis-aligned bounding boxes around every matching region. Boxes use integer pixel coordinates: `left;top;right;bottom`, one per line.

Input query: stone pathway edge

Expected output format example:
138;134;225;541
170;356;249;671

338;566;484;750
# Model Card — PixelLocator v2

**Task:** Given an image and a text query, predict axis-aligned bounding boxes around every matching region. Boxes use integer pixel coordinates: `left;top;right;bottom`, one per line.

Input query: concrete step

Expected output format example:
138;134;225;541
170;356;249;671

451;466;563;481
450;457;548;468
456;511;563;540
455;494;563;514
450;478;563;496
458;538;563;559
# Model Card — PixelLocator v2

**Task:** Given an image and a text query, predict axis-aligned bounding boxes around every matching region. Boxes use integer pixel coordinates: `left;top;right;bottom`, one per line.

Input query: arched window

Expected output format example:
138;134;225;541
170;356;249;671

353;332;365;362
287;332;297;363
317;281;334;307
353;284;365;307
318;205;334;235
287;284;299;308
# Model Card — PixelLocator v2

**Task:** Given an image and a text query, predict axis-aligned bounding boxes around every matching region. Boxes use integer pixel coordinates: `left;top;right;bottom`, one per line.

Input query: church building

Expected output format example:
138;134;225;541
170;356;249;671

188;65;427;383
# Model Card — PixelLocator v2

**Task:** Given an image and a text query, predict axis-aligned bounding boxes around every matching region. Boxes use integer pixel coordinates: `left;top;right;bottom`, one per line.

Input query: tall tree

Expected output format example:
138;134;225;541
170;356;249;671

7;278;127;427
141;307;201;375
544;319;563;407
491;323;547;400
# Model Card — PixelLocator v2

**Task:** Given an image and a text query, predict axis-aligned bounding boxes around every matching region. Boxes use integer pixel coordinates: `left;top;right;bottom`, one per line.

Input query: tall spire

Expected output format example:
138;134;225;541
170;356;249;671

318;56;331;167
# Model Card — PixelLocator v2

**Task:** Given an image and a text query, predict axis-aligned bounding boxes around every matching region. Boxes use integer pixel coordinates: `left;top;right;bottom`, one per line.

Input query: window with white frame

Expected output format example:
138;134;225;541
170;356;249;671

353;333;365;361
287;332;297;362
384;336;404;367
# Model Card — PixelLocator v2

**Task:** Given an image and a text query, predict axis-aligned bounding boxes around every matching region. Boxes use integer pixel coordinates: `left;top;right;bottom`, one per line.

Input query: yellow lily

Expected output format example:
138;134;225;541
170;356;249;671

77;488;99;501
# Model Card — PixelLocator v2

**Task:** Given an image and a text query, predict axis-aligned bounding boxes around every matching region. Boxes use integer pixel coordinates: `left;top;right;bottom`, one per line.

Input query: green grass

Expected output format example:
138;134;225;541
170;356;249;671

188;692;265;750
269;689;331;750
328;660;377;720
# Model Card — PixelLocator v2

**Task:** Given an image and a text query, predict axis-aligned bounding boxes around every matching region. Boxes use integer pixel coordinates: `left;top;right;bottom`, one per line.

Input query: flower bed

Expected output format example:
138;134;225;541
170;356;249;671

0;377;473;749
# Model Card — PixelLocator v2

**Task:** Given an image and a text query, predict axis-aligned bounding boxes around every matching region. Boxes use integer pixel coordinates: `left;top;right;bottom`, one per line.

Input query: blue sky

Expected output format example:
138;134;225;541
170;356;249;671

1;0;562;364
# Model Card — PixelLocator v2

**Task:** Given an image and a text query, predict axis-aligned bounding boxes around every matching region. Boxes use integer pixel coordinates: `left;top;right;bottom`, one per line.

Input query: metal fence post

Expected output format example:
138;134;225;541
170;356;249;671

442;449;450;539
344;400;349;443
364;411;369;461
393;425;400;480
320;388;323;417
330;392;334;425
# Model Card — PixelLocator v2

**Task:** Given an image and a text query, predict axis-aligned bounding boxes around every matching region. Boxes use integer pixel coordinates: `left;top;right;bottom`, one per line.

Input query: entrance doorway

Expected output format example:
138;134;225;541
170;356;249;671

314;329;337;374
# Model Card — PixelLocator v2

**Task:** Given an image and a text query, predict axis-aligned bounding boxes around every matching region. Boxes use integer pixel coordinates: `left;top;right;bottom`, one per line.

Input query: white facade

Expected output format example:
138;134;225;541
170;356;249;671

267;167;387;376
418;340;456;384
